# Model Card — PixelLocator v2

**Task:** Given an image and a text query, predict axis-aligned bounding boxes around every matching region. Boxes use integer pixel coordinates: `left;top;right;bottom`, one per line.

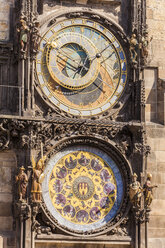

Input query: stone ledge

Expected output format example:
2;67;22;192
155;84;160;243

149;238;165;248
148;228;165;238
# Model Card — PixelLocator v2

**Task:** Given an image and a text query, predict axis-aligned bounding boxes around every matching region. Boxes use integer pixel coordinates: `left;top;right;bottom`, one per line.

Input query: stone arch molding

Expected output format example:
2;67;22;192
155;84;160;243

38;8;128;39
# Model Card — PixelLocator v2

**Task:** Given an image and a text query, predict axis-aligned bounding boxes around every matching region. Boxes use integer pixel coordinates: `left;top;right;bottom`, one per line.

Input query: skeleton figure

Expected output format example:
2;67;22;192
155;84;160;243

129;33;138;64
15;166;28;202
31;156;46;202
129;173;142;208
31;21;41;54
143;173;158;208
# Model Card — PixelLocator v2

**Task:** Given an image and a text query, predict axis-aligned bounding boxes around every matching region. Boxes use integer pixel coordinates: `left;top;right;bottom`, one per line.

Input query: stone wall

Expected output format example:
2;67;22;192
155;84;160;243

0;0;165;247
146;0;165;247
0;0;14;42
0;151;16;248
146;0;165;79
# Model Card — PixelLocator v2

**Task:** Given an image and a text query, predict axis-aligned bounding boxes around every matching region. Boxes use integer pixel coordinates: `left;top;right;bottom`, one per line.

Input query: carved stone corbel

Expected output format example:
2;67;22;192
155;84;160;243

134;143;151;157
0;122;10;150
14;202;31;220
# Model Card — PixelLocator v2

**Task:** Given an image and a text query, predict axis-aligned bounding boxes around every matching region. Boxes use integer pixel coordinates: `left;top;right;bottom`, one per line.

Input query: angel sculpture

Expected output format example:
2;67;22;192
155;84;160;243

143;173;158;208
31;155;46;202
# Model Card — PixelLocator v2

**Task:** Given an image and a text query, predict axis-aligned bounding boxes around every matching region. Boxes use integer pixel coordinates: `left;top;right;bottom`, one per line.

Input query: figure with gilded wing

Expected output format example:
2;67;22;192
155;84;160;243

143;173;158;208
31;155;46;202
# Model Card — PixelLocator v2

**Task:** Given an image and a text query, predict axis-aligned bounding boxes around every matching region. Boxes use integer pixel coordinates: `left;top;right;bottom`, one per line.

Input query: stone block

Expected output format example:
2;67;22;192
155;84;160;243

3;161;16;167
76;0;88;4
147;137;155;147
145;89;157;103
147;161;157;171
155;151;165;162
0;167;12;193
159;68;165;78
156;184;165;199
144;69;157;89
148;238;165;248
146;8;153;19
145;104;157;115
0;236;3;248
0;216;13;231
157;163;165;172
0;202;12;216
7;236;16;247
146;127;165;138
151;200;165;215
145;112;156;122
0;151;16;163
0;193;12;203
157;91;165;101
154;138;165;151
148;228;165;238
0;1;11;12
149;215;165;229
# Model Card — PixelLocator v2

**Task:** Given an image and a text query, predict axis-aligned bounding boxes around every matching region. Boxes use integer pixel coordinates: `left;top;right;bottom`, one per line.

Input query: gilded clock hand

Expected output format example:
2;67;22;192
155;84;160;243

97;76;114;90
78;56;90;79
101;51;115;64
93;81;105;93
57;55;78;71
91;44;112;62
58;48;80;66
69;61;87;79
57;53;79;68
99;44;112;55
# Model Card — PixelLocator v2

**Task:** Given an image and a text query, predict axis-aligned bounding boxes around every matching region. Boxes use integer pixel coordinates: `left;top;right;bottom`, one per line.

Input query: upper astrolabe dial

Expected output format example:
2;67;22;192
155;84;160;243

46;32;100;90
36;18;127;116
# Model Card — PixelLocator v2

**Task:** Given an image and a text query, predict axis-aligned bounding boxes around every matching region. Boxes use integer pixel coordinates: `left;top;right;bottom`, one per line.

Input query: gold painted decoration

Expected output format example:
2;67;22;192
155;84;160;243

36;18;127;117
49;151;117;224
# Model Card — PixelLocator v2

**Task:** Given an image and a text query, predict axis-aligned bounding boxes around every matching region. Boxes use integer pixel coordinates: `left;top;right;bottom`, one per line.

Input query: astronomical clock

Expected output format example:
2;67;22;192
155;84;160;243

9;1;148;248
36;16;128;117
32;11;131;239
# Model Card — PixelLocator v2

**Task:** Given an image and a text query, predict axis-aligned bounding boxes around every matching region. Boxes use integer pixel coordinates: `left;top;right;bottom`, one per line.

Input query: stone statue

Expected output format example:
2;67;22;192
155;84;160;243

31;21;41;54
129;173;142;208
17;19;29;52
31;156;47;202
129;33;138;64
15;166;28;202
143;173;158;208
139;32;152;64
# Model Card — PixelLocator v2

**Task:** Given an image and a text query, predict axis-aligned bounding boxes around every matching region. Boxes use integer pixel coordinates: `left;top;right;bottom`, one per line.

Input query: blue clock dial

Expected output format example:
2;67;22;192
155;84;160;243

36;18;127;116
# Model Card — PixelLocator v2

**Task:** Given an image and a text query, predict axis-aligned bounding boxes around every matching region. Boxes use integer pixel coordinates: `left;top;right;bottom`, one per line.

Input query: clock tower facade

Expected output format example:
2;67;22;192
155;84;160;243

0;0;164;248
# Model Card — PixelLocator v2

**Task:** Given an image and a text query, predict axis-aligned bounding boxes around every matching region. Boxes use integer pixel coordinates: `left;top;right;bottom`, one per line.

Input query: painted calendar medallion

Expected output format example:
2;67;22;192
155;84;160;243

42;146;124;233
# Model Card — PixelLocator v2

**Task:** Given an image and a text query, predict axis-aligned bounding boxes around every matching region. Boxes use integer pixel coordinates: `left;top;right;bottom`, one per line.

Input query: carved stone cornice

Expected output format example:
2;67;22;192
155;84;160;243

0;117;142;154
